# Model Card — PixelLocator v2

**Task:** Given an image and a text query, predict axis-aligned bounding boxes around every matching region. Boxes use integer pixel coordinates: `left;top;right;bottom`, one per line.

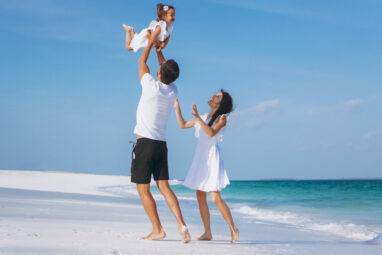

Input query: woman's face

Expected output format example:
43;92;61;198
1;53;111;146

165;9;176;24
208;92;223;108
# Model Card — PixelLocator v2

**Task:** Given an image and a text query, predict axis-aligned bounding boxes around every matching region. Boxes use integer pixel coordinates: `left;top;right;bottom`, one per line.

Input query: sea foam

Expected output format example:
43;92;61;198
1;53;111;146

233;205;380;242
366;234;382;245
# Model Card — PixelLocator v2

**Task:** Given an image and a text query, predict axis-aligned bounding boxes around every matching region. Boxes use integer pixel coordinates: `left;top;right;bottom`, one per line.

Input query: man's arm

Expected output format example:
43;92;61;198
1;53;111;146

156;50;166;66
138;25;161;80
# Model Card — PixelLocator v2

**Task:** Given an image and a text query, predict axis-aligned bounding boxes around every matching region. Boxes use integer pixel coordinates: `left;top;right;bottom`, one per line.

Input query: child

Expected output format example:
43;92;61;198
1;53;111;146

174;90;239;243
123;3;175;52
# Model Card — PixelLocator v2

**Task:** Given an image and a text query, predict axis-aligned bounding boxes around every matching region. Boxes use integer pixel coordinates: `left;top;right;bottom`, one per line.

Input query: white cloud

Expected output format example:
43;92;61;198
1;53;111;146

307;98;369;115
339;99;365;110
233;99;280;117
231;99;280;128
361;131;380;141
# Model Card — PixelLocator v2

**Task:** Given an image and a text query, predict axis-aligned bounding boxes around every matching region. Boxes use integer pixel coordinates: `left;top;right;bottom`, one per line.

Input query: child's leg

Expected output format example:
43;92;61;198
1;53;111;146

196;190;212;240
209;191;239;243
123;24;135;51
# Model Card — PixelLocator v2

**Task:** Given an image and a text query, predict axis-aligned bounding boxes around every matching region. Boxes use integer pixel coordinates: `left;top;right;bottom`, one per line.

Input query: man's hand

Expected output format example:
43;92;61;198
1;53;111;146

155;41;166;52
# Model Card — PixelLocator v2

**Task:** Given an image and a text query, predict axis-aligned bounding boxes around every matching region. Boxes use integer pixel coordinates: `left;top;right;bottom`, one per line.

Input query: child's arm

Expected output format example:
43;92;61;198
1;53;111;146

174;99;196;129
191;104;227;137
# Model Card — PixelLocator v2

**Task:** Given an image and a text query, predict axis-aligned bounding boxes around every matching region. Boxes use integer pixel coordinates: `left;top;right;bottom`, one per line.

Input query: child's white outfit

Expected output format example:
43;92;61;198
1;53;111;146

130;20;173;52
183;113;230;192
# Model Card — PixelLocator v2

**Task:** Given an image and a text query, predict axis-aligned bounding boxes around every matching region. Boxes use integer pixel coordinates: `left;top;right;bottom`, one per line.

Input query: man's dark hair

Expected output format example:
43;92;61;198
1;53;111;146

160;59;179;85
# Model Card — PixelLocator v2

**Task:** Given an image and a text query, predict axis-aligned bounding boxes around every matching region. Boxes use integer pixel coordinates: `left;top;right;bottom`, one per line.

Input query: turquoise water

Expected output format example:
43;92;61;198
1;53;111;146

151;180;382;241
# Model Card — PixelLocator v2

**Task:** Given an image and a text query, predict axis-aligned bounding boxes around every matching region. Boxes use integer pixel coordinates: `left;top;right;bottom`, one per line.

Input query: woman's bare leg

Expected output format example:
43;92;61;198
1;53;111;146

122;24;134;51
210;191;239;243
196;190;212;240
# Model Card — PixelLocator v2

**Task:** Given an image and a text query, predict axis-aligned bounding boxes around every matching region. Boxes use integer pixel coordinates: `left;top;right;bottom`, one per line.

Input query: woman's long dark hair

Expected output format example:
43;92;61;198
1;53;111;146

208;89;233;126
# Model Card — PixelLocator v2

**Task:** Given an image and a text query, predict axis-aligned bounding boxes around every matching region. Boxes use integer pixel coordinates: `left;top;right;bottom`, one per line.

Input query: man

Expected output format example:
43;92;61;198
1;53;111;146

130;27;191;243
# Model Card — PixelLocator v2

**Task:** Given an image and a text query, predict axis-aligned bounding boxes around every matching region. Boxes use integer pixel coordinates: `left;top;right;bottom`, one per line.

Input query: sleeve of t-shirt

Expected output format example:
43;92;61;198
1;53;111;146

140;73;155;90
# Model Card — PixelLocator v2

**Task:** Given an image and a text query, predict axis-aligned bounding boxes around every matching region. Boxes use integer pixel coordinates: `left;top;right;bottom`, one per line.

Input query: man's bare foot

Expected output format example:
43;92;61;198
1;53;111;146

230;227;239;243
179;225;191;243
197;232;213;241
141;231;166;241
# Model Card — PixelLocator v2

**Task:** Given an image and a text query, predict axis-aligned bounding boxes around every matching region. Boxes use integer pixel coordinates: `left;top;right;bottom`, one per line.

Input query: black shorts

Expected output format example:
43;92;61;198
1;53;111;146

131;138;169;184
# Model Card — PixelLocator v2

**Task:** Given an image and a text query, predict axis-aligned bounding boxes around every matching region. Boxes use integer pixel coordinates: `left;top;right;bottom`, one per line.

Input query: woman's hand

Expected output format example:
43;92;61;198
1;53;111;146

191;104;201;120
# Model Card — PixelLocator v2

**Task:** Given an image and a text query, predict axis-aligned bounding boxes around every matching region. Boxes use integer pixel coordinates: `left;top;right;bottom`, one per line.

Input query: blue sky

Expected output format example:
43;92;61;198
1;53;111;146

0;0;381;179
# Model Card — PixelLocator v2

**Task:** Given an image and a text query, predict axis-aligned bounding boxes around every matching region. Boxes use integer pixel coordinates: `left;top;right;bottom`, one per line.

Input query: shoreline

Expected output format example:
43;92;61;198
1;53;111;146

2;169;382;181
0;170;381;255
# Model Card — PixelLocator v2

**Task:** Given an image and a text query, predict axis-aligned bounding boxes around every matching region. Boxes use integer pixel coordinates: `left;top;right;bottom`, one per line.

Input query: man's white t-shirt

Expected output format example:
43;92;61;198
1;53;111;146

134;73;178;141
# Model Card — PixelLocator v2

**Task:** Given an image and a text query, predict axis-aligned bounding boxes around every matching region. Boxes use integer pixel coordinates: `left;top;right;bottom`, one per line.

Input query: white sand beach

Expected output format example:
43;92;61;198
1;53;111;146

0;170;381;255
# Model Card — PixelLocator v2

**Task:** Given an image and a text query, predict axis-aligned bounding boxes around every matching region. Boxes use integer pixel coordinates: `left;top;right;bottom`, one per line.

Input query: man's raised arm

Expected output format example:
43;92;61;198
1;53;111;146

156;50;166;66
138;26;161;80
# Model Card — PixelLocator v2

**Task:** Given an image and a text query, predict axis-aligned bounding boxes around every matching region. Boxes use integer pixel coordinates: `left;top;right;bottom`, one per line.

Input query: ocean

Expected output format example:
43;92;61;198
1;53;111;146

149;180;382;243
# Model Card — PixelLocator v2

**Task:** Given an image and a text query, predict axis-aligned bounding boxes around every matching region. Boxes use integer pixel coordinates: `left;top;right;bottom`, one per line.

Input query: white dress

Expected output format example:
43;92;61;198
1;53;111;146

183;113;230;192
130;20;173;52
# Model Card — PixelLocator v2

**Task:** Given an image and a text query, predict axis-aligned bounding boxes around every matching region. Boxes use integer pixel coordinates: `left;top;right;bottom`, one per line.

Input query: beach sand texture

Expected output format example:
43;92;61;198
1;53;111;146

0;170;381;255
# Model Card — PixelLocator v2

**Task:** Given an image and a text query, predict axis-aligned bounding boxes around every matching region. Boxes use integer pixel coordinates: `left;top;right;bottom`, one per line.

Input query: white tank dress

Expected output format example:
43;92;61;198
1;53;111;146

183;113;230;192
130;20;173;52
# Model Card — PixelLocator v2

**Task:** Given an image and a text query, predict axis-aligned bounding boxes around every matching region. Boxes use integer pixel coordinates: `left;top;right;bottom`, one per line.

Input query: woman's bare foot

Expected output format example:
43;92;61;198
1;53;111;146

197;232;213;241
141;230;166;241
179;225;191;243
230;227;239;243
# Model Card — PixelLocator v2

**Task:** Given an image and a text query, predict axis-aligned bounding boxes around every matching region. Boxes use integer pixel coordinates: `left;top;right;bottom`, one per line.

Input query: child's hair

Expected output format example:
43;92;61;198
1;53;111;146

160;59;179;85
208;89;234;127
156;3;175;21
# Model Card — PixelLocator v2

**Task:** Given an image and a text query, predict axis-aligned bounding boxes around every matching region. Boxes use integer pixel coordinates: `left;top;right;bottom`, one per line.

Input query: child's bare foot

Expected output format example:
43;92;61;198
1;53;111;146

230;227;239;243
123;24;134;51
179;225;191;243
141;230;166;241
197;232;213;241
122;24;133;32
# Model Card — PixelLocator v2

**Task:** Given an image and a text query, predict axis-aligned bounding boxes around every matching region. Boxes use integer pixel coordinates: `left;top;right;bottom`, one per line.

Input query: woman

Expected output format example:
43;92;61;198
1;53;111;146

174;89;239;243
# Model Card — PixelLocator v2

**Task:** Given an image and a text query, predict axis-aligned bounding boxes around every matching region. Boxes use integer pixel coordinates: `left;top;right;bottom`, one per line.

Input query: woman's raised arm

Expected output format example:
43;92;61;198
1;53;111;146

192;104;227;137
174;99;196;129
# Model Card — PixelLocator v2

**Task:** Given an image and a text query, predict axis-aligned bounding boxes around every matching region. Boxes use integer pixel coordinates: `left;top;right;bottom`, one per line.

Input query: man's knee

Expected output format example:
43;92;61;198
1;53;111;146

156;180;170;193
136;184;151;197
